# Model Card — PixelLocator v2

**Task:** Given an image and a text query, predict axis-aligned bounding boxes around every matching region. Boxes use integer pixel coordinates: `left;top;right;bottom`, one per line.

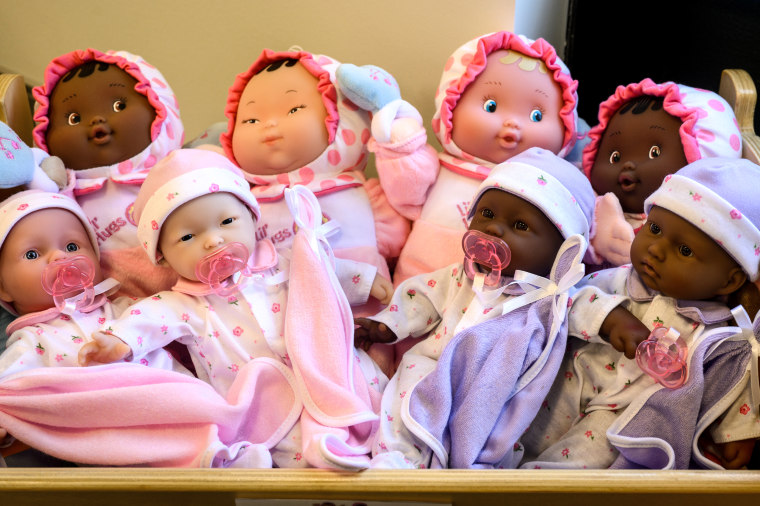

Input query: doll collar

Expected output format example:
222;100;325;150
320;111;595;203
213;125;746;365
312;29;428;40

243;163;366;203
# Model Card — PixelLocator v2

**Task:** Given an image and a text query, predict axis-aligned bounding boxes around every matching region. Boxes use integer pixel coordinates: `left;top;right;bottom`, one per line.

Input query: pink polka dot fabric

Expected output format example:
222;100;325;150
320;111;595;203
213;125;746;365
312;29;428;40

582;79;742;178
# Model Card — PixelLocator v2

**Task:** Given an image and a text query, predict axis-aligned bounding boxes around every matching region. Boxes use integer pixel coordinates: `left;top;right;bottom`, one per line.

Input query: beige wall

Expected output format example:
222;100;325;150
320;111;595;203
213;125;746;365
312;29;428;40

0;0;515;149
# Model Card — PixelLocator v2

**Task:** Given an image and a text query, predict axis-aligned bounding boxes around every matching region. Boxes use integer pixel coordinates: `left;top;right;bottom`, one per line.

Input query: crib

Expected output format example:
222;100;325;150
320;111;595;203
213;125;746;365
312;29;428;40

1;69;760;505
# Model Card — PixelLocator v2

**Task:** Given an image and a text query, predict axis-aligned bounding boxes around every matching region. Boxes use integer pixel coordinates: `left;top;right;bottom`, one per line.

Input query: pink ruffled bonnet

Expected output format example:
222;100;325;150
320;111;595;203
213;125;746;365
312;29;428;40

582;78;742;178
432;31;580;160
32;48;184;175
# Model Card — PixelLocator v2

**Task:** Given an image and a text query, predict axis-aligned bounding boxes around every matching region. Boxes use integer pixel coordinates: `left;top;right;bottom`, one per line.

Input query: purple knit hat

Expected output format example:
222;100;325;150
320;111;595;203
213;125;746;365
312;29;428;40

468;147;595;240
645;157;760;280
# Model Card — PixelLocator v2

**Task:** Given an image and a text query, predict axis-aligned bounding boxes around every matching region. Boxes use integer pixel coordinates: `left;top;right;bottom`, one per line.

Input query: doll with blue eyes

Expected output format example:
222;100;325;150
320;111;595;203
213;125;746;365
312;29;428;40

582;79;742;267
32;49;185;299
521;157;760;470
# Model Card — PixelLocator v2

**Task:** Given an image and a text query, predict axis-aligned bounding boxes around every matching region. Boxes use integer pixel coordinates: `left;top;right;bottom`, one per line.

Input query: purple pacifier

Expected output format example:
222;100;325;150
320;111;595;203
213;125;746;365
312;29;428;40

194;242;252;296
462;230;512;287
635;326;688;389
41;255;96;311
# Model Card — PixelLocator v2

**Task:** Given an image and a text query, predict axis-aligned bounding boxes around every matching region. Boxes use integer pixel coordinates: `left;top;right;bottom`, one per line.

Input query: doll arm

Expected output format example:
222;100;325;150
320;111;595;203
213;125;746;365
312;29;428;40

364;177;411;260
587;193;635;266
598;306;651;359
334;257;390;306
370;273;393;305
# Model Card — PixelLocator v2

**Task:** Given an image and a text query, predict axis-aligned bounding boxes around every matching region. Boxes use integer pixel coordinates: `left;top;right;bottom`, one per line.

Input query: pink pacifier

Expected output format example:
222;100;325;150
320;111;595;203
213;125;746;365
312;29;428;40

194;242;253;296
41;255;96;311
462;230;512;287
635;326;688;389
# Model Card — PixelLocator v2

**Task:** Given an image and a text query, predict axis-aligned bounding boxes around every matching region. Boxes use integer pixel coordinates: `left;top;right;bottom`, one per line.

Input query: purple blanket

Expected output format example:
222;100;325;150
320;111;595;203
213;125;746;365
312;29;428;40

406;236;585;468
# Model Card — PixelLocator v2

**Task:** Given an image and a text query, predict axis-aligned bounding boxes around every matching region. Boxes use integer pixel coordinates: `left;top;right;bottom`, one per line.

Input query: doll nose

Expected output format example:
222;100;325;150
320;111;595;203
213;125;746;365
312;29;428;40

204;234;224;249
647;239;665;261
89;115;107;126
48;249;68;263
484;221;505;238
502;117;520;129
622;159;636;171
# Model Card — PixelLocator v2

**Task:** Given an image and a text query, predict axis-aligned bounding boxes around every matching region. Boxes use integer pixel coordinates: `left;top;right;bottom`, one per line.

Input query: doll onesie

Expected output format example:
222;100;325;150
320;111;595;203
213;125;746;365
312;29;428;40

367;149;595;469
220;48;412;376
390;31;580;285
32;48;185;298
582;79;742;267
102;149;384;469
521;158;760;469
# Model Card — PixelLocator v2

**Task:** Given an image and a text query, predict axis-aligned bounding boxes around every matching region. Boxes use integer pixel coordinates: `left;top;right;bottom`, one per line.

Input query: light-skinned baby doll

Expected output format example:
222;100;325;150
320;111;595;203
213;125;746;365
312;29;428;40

213;48;411;377
79;148;390;469
31;48;185;298
385;31;580;287
582;78;742;267
521;157;760;470
354;147;596;469
0;190;188;466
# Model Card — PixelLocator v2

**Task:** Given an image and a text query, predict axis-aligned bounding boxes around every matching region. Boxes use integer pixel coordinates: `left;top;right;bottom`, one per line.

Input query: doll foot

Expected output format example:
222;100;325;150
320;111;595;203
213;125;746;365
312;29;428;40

369;450;416;469
214;443;273;468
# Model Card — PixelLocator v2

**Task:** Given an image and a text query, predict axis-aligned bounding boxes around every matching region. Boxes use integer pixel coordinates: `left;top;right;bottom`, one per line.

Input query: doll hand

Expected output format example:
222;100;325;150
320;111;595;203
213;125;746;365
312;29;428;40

336;63;401;113
699;434;756;469
590;193;634;266
354;317;397;352
370;274;394;305
78;331;132;366
600;306;650;359
38;156;68;190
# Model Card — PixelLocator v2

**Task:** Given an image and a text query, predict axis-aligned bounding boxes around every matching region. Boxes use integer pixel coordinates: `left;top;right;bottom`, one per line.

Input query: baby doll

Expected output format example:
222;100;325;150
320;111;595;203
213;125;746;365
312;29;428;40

354;147;596;469
582;78;742;267
520;157;760;470
215;47;414;377
364;31;581;286
31;48;185;298
0;190;186;377
80;148;390;469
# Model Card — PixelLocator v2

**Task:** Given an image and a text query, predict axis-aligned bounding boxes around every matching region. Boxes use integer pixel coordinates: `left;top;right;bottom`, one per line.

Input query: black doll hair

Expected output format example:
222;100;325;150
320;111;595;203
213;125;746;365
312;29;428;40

61;61;111;83
618;95;665;115
258;58;299;75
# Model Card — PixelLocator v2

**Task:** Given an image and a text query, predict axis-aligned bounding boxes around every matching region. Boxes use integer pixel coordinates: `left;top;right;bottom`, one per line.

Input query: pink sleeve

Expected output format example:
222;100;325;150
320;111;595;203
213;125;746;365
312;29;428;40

369;128;439;221
364;177;411;260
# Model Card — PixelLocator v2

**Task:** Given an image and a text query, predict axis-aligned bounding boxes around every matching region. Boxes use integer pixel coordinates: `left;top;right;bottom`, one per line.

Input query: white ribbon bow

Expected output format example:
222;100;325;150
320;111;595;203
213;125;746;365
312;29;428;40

728;305;760;412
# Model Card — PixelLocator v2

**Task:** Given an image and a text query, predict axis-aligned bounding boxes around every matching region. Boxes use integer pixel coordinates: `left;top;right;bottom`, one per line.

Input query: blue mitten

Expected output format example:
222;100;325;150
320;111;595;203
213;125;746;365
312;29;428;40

336;64;401;113
0;121;34;188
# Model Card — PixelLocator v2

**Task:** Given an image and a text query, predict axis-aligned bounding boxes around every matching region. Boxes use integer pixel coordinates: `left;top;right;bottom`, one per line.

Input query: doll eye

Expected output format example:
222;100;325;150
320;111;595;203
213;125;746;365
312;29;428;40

24;250;39;260
648;222;661;235
65;242;79;252
483;99;497;113
288;105;306;115
514;220;529;231
530;109;543;122
648;145;661;159
113;99;126;112
242;118;259;124
67;113;81;126
480;208;495;219
609;151;621;164
221;217;235;226
678;244;693;257
180;234;194;242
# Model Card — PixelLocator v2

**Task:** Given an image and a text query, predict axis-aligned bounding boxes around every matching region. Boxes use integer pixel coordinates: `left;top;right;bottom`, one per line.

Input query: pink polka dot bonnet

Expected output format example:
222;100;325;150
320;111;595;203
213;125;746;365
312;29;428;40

582;78;742;178
32;48;184;175
220;48;371;179
132;149;260;265
432;31;580;160
645;157;760;281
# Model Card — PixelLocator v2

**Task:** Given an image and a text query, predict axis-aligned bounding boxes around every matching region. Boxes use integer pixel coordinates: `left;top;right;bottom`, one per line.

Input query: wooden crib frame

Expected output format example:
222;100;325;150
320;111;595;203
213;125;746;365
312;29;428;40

1;69;760;505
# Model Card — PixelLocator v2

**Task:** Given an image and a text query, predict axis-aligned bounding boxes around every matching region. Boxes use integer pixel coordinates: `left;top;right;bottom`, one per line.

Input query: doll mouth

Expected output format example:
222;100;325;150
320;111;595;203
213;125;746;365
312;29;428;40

498;129;521;149
618;171;638;192
639;259;659;279
89;126;112;145
263;134;283;145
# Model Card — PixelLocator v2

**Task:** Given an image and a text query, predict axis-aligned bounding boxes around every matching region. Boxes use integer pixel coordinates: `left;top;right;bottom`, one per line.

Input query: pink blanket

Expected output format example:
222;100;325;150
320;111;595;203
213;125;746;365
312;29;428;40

0;358;301;467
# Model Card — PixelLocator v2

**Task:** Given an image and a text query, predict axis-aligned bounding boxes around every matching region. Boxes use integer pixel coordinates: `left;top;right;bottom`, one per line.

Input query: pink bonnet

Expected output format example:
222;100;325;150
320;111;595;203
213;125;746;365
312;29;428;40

582;78;742;178
432;31;579;160
220;48;371;178
32;48;184;173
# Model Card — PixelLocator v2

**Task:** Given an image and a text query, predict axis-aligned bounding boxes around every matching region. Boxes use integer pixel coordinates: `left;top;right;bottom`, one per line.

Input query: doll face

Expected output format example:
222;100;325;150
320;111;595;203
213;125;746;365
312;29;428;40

0;208;101;315
46;64;155;171
630;206;746;300
158;192;258;282
468;188;564;277
590;102;687;214
231;61;329;175
451;50;565;164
